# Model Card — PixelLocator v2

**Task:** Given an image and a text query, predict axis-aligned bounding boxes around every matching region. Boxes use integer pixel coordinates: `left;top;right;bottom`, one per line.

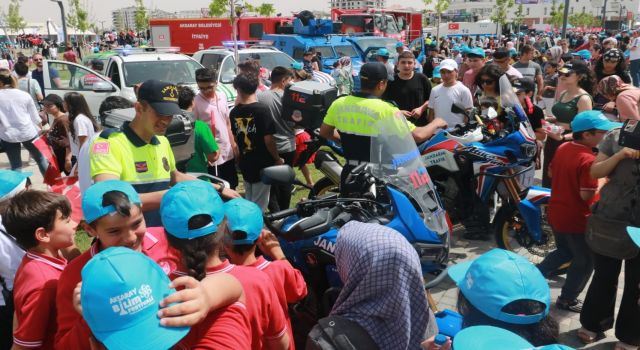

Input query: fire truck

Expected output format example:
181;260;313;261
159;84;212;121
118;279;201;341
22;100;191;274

330;8;423;43
149;17;293;54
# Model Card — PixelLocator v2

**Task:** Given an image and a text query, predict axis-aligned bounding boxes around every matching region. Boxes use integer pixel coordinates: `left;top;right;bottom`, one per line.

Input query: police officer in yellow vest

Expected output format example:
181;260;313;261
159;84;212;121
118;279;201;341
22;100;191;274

320;62;448;191
89;80;240;226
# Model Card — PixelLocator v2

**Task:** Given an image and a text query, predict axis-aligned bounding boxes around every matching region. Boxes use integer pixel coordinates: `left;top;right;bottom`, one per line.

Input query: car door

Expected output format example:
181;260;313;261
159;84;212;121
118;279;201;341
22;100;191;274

43;60;120;116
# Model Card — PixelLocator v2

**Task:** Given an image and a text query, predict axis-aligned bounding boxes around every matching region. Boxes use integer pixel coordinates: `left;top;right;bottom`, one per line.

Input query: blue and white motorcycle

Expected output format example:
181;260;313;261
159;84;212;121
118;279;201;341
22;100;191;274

262;116;451;320
419;75;557;264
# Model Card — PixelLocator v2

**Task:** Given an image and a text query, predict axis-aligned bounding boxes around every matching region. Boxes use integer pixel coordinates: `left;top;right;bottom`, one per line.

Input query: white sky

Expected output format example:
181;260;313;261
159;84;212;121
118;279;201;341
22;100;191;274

24;0;427;25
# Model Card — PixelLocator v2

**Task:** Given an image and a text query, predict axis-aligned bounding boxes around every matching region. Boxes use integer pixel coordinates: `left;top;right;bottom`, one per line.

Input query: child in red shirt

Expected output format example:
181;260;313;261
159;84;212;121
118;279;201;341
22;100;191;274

55;180;243;350
2;190;77;350
538;110;622;313
224;198;308;350
161;181;290;350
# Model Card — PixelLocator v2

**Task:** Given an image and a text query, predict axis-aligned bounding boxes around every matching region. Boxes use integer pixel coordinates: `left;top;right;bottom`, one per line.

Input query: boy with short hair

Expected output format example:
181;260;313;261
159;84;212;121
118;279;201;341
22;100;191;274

231;64;280;211
223;198;308;349
537;110;622;312
177;85;220;174
539;62;558;117
2;190;77;350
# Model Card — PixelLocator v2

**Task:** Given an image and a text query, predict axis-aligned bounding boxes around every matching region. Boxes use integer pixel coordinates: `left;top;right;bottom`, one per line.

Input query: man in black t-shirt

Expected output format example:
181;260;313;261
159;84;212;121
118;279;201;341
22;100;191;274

383;51;432;126
230;63;282;211
422;46;440;78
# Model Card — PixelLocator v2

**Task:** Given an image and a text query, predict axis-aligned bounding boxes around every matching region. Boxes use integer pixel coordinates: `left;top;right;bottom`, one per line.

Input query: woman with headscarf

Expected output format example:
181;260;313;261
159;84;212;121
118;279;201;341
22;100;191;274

335;56;354;96
327;221;437;349
599;75;640;121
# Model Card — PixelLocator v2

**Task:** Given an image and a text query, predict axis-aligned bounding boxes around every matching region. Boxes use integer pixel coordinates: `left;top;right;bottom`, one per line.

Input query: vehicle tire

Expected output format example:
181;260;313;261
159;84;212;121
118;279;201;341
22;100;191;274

494;205;570;273
309;177;339;198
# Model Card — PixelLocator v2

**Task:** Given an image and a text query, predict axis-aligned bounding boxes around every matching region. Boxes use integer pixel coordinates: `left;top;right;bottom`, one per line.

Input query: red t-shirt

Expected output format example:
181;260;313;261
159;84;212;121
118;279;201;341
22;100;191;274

548;142;598;233
174;302;252;350
248;256;307;350
63;50;77;63
13;251;67;349
173;260;287;350
55;228;179;350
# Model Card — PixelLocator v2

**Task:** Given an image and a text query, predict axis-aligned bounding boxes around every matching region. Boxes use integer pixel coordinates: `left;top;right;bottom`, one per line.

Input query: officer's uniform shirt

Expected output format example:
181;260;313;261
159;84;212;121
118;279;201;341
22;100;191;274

89;121;175;226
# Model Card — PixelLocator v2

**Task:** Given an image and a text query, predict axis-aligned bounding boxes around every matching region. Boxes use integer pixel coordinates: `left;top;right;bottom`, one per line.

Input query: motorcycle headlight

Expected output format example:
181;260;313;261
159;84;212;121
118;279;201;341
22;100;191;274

520;143;537;158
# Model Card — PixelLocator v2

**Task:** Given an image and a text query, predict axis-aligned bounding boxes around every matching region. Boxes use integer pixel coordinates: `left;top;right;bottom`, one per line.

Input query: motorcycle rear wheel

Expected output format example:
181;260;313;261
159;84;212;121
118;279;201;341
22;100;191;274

494;206;570;274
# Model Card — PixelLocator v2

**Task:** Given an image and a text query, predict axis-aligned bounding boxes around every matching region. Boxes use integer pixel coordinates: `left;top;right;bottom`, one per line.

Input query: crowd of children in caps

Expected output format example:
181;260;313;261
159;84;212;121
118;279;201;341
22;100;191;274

2;114;628;350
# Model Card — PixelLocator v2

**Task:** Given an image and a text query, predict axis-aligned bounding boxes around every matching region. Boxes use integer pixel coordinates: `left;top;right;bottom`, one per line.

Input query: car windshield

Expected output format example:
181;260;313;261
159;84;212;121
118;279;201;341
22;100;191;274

310;46;336;59
122;60;202;87
384;15;399;34
351;37;398;53
238;52;295;70
334;45;358;58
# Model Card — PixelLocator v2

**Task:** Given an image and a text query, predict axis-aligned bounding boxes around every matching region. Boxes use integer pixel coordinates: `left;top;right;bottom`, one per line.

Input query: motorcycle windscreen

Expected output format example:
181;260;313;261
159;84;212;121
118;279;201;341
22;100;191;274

499;74;536;140
369;114;449;236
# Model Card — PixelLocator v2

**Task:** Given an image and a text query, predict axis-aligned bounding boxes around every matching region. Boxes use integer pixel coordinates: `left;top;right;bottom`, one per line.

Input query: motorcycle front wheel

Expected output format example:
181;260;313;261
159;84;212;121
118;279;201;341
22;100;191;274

494;206;570;274
308;177;339;198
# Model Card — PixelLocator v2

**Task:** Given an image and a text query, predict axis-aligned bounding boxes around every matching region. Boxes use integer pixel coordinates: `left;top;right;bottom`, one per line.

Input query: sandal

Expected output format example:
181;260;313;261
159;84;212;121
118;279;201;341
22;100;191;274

577;327;599;344
614;341;639;350
556;298;583;313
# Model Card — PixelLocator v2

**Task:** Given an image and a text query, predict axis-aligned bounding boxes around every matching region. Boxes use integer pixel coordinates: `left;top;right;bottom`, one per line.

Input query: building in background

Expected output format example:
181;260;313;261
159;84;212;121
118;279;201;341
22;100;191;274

112;6;178;30
330;0;387;10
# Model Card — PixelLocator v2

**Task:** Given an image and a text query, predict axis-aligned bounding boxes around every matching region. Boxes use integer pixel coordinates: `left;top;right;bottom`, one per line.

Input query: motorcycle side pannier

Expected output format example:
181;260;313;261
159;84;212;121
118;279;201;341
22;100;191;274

282;81;338;130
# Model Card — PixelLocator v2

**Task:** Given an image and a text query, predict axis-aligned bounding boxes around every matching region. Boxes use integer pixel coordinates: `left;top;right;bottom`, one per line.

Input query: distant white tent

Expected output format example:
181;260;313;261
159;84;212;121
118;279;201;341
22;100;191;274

3;21;96;42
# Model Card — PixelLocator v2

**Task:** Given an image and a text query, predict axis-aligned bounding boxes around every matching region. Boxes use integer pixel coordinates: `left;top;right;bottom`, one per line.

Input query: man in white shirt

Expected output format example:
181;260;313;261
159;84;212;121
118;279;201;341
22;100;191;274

629;30;640;87
427;59;474;126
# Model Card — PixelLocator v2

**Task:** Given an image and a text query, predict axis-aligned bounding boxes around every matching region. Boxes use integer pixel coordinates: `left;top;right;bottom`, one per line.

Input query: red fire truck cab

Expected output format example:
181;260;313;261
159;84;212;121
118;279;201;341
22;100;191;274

330;8;423;44
150;17;293;54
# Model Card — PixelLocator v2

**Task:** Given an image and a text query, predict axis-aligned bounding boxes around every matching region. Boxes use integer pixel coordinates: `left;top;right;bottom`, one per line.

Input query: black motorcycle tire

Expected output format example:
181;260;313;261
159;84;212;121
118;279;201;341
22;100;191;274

494;206;570;275
309;177;339;198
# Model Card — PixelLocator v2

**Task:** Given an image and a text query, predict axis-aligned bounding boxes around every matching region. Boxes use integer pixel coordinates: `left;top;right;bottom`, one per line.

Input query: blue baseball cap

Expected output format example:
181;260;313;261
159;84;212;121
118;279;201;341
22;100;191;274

395;41;404;48
529;345;575;350
291;61;303;70
628;226;640;247
572;49;592;60
467;47;486;58
453;326;533;350
81;247;189;350
160;180;224;240
448;248;550;325
570;110;622;133
82;180;141;224
0;170;31;199
224;198;263;245
433;66;442;79
377;48;390;58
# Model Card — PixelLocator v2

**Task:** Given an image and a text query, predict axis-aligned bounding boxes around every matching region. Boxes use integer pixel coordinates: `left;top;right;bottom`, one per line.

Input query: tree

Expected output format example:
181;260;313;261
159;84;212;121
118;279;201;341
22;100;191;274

545;0;565;29
423;0;450;40
209;0;228;17
4;0;26;34
569;12;598;27
491;0;515;31
134;0;148;33
256;3;275;16
513;4;525;32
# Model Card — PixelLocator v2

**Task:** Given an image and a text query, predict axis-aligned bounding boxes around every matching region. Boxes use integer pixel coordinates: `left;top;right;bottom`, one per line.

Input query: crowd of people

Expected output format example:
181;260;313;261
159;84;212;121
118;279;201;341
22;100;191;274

0;27;639;349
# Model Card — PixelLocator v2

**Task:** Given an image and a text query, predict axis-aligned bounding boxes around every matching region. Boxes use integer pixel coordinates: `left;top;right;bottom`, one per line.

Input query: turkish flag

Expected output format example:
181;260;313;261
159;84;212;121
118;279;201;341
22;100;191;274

49;177;83;224
32;135;61;186
448;23;460;30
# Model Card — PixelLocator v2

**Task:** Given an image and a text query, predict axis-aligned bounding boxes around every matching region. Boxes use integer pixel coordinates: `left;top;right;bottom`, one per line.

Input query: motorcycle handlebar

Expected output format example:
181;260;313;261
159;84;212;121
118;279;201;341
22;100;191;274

265;207;298;221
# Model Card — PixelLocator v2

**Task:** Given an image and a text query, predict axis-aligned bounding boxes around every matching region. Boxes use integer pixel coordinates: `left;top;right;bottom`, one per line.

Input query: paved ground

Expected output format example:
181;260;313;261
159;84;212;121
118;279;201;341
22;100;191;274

2;149;626;348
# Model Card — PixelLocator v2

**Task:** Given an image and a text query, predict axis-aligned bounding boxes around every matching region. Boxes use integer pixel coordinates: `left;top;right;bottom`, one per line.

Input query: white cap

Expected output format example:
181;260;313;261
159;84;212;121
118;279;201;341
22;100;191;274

439;59;458;72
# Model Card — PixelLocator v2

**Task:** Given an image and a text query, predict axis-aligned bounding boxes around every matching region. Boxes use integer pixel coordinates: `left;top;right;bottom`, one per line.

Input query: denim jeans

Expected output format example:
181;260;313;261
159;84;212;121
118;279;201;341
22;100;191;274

1;138;49;176
537;232;593;301
630;59;640;87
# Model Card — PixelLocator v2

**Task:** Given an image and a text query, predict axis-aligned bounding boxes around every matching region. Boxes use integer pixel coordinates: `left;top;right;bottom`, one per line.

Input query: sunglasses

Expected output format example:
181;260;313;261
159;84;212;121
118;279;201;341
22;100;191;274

604;57;620;62
198;84;216;91
559;71;575;77
480;79;494;85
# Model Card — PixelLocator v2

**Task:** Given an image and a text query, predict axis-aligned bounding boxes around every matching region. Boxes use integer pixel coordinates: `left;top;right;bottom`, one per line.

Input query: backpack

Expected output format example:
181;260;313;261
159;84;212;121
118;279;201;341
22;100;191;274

306;315;379;350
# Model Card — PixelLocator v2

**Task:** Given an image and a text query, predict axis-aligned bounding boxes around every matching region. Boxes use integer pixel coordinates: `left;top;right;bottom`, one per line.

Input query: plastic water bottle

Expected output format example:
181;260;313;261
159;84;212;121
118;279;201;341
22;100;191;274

433;334;448;349
542;120;564;134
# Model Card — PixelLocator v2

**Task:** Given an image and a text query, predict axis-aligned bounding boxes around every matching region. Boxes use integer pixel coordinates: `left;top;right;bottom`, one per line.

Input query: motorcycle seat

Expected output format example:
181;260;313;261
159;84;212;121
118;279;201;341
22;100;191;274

444;127;483;145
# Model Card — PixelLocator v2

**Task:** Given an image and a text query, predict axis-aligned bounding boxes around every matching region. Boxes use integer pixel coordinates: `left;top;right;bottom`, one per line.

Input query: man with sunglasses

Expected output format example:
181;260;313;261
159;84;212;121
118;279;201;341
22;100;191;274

192;68;239;189
491;48;523;79
575;34;599;52
29;53;61;94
